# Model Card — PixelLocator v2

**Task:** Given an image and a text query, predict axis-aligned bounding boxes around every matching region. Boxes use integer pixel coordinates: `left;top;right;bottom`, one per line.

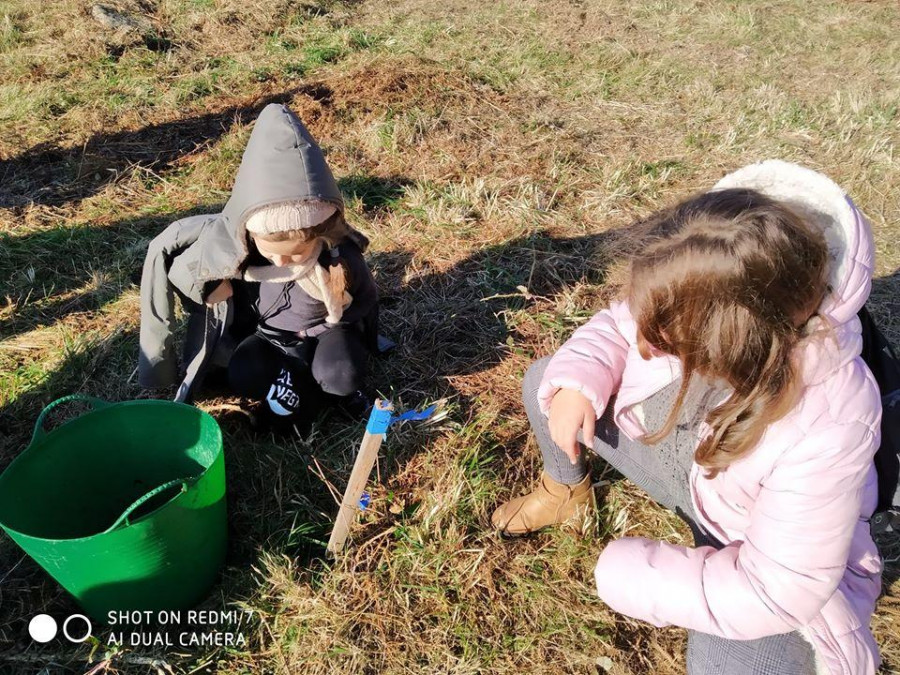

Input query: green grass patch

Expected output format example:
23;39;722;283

0;13;25;52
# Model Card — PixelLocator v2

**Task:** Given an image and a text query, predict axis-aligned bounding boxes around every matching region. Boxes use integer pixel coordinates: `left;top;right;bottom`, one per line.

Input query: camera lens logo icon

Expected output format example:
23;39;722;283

28;615;56;643
28;614;92;643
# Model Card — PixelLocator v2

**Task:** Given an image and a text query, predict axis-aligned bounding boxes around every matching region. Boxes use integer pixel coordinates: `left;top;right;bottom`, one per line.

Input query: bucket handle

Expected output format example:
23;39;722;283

31;394;112;446
104;477;199;533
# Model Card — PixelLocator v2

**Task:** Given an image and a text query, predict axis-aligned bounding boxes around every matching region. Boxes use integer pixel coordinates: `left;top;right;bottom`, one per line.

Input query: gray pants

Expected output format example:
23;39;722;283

523;358;817;675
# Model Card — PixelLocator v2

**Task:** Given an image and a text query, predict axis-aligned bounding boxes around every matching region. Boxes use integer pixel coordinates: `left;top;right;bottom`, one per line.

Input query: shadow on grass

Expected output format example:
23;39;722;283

0;205;225;343
375;228;624;386
338;175;412;213
869;269;900;330
0;84;334;211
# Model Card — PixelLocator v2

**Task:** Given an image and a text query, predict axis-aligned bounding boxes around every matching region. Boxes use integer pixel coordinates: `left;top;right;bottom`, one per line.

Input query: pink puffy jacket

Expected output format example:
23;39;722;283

538;161;883;675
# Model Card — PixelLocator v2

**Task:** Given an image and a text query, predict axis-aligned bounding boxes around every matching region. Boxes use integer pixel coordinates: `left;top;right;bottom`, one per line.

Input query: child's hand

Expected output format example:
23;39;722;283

548;389;596;465
205;280;233;306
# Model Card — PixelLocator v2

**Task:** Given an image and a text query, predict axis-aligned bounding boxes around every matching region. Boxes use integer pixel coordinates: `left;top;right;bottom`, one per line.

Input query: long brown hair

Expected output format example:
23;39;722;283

625;188;830;475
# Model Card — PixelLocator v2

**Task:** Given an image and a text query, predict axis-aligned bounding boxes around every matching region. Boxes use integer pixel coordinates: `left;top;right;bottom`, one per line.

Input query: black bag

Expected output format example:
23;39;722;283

857;305;900;535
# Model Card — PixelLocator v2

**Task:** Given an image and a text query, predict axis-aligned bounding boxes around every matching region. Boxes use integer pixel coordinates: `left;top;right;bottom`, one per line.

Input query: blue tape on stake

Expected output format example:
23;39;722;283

366;406;393;435
365;402;440;435
391;404;438;425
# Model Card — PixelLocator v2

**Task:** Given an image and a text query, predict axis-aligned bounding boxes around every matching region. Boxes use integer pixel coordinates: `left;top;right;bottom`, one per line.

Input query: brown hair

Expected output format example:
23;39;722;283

624;188;830;475
252;211;352;298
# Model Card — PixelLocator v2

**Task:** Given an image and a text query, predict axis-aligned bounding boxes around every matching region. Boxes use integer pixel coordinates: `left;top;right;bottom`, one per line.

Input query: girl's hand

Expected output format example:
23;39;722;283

548;389;596;465
205;279;233;306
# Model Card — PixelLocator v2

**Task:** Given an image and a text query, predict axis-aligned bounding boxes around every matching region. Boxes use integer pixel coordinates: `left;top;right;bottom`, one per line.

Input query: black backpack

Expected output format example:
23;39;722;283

858;305;900;535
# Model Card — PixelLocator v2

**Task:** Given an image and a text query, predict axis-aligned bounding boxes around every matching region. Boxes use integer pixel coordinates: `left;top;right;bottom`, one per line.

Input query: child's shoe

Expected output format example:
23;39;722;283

491;472;595;536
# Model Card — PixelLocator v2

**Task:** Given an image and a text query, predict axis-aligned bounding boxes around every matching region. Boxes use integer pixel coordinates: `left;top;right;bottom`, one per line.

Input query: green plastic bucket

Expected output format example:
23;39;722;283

0;395;227;621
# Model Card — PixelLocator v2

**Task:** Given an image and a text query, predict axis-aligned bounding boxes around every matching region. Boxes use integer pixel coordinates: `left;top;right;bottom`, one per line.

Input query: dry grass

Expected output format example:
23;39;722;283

1;0;899;673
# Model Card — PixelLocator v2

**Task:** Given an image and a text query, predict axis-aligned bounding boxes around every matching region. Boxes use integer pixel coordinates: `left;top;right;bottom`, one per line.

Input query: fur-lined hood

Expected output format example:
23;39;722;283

713;160;874;327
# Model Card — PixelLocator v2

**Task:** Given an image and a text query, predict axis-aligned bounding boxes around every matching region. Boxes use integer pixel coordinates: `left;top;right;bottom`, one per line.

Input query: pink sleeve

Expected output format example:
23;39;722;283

593;420;878;639
537;299;633;418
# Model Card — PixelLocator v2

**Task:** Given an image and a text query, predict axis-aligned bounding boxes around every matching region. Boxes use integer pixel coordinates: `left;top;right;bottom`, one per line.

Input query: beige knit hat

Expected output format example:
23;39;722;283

244;200;339;236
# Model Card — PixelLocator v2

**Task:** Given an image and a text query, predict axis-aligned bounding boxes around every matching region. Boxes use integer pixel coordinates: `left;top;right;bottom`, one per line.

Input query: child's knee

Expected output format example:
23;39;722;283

313;360;362;397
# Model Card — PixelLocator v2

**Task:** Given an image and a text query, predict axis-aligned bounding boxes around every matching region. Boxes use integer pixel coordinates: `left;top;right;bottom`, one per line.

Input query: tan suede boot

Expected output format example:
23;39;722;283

491;472;596;536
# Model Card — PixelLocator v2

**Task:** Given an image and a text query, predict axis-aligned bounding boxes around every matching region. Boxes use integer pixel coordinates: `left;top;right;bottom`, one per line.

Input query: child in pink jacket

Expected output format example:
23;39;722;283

492;161;883;675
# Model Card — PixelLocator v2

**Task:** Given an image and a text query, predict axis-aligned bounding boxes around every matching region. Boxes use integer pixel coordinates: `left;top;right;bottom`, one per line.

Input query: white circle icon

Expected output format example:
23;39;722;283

63;614;92;643
28;614;58;642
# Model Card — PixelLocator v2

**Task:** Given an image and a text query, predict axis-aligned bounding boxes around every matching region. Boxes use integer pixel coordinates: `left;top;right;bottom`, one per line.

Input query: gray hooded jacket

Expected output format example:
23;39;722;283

138;103;378;402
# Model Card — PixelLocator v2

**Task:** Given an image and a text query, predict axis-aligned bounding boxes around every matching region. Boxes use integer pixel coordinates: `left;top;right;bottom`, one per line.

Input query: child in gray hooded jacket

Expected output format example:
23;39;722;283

138;103;379;430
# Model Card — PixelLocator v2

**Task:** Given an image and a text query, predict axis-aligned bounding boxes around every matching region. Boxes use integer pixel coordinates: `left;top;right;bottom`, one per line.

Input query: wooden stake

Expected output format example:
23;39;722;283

326;399;393;555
